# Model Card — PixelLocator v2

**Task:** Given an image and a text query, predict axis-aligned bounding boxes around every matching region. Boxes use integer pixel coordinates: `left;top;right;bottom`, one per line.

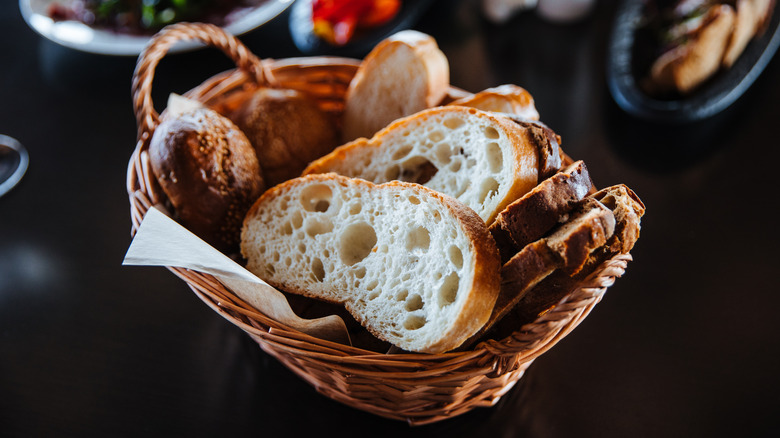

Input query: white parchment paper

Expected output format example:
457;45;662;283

123;206;349;344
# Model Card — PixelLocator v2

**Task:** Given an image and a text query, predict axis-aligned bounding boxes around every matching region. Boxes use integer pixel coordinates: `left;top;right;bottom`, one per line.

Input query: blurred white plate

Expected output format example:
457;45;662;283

20;0;294;56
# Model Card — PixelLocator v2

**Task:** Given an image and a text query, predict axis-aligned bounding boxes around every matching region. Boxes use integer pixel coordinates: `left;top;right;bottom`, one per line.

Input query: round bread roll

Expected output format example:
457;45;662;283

149;107;265;252
229;88;339;187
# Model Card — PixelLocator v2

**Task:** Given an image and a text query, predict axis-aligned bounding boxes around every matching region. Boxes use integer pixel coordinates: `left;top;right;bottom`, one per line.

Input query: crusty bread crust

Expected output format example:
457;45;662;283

228;87;339;187
464;198;615;346
241;173;500;353
490;160;593;263
341;30;450;142
546;198;616;275
149;107;264;252
591;184;645;255
450;84;540;121
498;184;645;331
304;106;540;225
504;117;564;183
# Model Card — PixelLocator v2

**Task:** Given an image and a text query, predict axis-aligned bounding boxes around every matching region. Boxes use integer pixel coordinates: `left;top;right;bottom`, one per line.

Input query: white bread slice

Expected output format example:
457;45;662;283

240;173;501;353
341;30;450;142
449;84;540;121
303;106;540;225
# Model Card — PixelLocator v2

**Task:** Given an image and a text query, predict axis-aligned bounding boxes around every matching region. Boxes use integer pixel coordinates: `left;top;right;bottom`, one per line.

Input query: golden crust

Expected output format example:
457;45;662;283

342;30;450;141
450;84;540;121
228;88;339;187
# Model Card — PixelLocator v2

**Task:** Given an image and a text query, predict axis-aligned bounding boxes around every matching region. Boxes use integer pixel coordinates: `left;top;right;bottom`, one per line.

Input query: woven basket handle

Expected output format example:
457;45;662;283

131;22;274;140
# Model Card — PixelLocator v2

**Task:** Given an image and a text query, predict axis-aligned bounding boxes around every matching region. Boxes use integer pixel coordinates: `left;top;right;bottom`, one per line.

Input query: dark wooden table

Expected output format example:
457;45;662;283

2;1;779;436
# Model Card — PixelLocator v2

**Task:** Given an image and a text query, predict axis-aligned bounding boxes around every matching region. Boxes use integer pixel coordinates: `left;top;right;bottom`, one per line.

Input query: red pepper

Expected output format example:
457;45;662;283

360;0;401;27
312;0;401;46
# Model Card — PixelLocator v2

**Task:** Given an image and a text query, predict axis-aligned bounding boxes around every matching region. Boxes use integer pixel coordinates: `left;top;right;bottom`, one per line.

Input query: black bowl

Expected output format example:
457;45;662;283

606;0;780;124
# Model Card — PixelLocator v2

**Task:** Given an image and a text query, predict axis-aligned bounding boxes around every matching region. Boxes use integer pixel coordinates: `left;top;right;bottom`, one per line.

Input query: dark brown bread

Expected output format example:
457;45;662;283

149;107;265;252
465;198;615;346
229;87;339;187
503;115;563;181
490;160;593;263
545;198;616;275
498;185;645;332
591;184;645;254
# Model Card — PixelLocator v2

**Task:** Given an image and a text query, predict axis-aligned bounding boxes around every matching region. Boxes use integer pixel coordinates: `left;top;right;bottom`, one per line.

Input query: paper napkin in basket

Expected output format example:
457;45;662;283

123;206;350;344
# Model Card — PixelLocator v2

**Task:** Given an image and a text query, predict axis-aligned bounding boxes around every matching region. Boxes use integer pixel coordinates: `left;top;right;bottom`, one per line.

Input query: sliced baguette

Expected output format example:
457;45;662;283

490;160;593;263
507;118;563;181
450;84;540;121
341;30;450;142
500;185;645;331
449;86;561;179
304;106;540;225
591;184;645;255
465;198;615;345
240;173;501;353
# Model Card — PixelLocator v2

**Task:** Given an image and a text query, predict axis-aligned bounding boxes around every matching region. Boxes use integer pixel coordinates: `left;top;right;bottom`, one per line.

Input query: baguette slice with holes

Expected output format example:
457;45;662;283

342;30;450;141
241;173;501;353
303;106;539;225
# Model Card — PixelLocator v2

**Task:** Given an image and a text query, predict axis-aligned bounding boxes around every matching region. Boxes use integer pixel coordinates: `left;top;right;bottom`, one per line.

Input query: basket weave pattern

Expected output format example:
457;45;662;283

126;23;630;425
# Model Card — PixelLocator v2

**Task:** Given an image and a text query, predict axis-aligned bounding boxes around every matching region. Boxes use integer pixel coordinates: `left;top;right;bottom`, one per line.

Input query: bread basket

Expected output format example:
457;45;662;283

127;23;632;425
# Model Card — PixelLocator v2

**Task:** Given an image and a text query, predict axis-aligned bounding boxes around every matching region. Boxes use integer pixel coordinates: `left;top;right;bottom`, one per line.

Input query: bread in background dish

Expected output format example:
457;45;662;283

723;0;776;66
641;0;777;96
341;30;450;142
648;4;736;95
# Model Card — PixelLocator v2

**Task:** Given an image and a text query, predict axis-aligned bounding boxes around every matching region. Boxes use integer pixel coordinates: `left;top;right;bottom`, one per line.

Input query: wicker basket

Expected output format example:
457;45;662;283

127;23;631;426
